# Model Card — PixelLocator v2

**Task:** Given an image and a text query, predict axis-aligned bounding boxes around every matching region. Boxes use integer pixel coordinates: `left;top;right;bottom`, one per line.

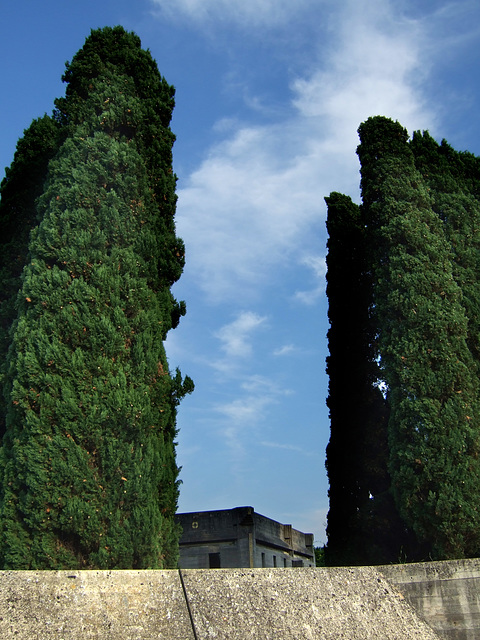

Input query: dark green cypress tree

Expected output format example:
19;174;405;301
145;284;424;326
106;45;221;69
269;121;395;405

357;116;480;559
325;192;379;565
55;26;185;331
410;132;480;372
324;192;413;565
0;28;192;569
0;116;64;441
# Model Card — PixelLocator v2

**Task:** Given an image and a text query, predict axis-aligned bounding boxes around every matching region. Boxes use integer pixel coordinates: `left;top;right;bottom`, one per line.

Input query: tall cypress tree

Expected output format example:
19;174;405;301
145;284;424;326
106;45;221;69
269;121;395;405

325;192;376;565
357;116;480;559
324;193;412;565
0;28;192;569
326;117;480;561
55;26;185;331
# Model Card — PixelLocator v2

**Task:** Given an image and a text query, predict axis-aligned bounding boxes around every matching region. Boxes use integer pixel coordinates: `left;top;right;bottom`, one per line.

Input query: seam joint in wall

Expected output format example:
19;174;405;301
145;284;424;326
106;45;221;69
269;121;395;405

178;569;199;640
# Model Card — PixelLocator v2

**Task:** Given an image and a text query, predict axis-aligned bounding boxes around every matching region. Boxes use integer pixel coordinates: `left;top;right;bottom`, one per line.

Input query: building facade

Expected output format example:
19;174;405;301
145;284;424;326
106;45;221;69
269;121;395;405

176;506;315;569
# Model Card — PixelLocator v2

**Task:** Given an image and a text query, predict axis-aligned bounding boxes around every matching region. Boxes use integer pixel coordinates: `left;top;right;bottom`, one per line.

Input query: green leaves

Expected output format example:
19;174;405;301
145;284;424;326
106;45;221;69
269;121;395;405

326;116;480;562
324;192;404;565
354;116;480;560
0;27;192;569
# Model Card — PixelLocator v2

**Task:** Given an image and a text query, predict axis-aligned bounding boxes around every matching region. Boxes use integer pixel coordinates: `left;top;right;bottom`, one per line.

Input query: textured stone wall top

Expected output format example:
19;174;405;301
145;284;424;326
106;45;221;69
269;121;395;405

0;570;194;639
0;566;440;639
181;567;439;639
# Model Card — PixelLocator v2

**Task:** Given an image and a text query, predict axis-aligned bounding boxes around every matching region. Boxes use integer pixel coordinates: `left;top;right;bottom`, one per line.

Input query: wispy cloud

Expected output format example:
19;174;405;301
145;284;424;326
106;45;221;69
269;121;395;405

292;0;435;146
240;374;291;395
214;374;290;424
273;344;296;357
213;388;275;464
213;374;292;456
173;0;436;303
215;311;267;358
176;121;326;302
215;394;273;425
260;440;317;457
150;0;319;29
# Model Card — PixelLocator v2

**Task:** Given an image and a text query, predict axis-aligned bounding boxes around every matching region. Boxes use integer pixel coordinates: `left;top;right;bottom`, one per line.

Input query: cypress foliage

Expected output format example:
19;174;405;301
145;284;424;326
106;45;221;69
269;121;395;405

0;116;64;440
325;192;381;565
324;193;413;565
410;132;480;372
357;116;480;559
55;27;185;329
0;27;192;569
326;117;480;560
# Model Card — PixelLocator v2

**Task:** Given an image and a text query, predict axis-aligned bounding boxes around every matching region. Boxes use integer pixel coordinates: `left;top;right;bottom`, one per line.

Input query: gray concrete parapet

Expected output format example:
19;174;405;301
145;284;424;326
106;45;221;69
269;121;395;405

0;569;194;639
0;566;442;639
181;567;439;639
381;559;480;640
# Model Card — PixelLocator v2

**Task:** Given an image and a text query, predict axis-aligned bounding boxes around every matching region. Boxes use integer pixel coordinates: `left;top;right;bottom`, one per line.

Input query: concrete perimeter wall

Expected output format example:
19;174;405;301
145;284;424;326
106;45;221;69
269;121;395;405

0;566;437;639
0;560;479;639
381;559;480;640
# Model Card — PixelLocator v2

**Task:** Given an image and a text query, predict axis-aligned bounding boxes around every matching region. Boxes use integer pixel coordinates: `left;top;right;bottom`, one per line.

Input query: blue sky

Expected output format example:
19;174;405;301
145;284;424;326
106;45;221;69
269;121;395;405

3;0;480;545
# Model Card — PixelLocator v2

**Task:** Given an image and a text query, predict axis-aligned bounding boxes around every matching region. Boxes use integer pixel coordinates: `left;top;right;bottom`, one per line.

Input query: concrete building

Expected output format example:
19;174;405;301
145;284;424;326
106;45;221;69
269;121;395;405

175;506;315;569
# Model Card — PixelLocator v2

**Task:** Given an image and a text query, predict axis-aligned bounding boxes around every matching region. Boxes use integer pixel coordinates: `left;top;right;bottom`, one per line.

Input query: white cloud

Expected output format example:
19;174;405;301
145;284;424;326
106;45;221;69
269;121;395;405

273;344;296;357
176;121;327;302
212;374;292;458
215;311;267;358
151;0;318;29
260;440;315;456
242;374;294;397
302;255;327;278
213;390;275;462
174;0;437;303
292;0;434;146
215;394;273;424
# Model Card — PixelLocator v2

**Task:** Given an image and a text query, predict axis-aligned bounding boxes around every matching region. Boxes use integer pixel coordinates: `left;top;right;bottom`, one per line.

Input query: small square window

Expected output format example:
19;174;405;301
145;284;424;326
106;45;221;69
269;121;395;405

209;552;221;568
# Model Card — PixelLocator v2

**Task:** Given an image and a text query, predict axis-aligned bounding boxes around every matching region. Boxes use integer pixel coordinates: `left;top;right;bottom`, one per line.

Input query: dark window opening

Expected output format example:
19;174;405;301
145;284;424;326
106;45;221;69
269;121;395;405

209;552;221;568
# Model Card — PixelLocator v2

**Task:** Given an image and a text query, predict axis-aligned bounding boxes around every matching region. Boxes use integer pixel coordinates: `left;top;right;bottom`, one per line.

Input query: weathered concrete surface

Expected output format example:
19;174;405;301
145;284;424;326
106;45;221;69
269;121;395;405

381;559;480;640
0;570;194;639
181;567;440;639
11;563;480;639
